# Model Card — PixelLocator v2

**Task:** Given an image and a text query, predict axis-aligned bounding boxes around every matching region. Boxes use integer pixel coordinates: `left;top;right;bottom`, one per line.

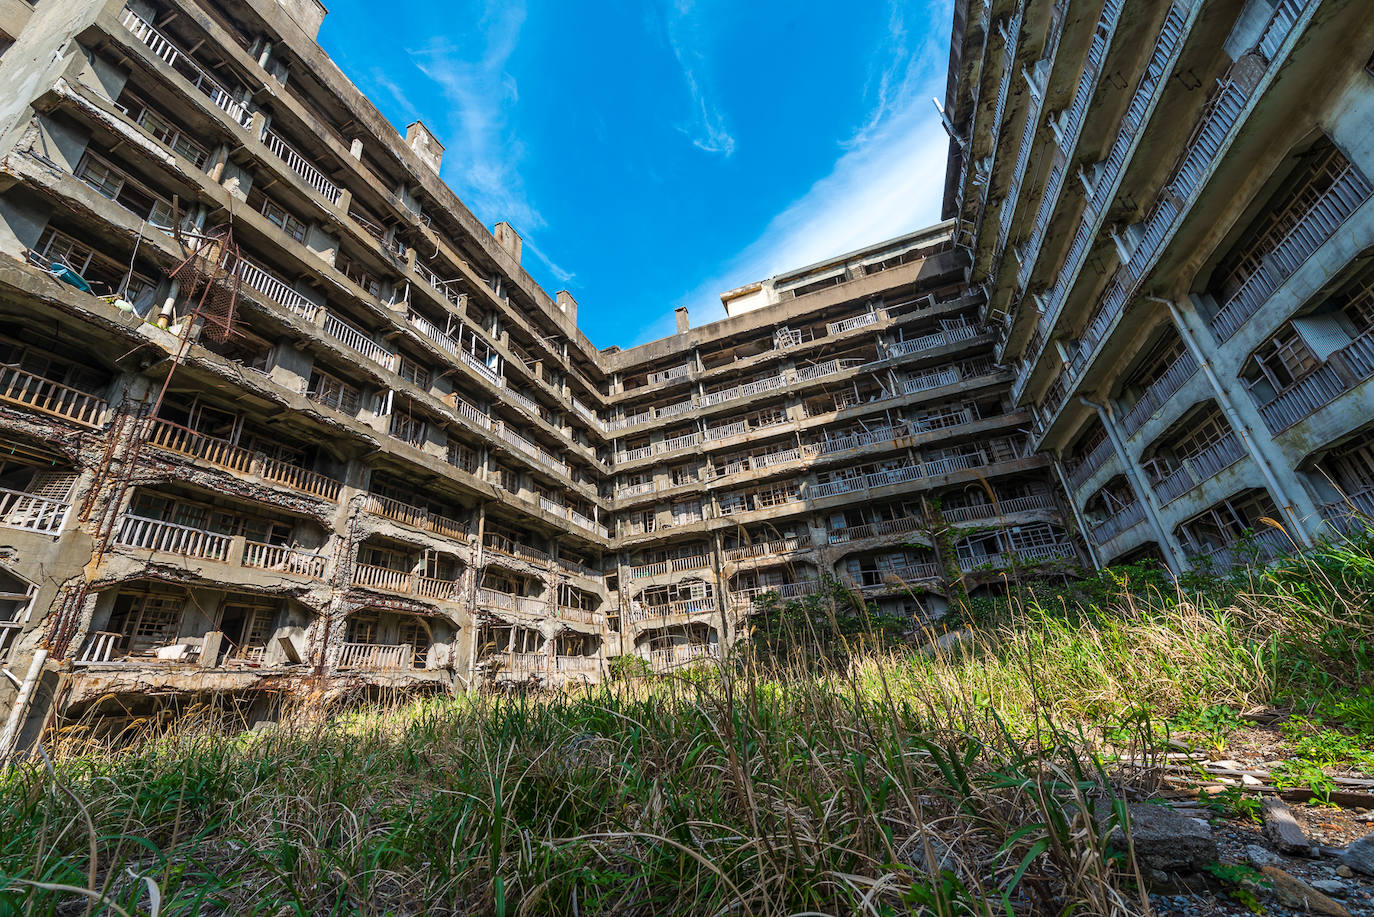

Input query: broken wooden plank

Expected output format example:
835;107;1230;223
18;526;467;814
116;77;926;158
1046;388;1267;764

1263;797;1313;854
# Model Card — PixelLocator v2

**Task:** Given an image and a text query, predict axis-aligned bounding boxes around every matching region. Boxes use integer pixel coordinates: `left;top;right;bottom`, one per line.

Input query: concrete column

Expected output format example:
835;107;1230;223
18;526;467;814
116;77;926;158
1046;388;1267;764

1050;456;1101;569
1162;298;1317;546
1083;398;1188;573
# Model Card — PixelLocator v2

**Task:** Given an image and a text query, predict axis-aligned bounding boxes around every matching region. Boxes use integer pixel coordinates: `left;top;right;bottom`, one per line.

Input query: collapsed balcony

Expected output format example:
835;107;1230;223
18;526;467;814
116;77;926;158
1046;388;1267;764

114;487;330;579
76;583;315;669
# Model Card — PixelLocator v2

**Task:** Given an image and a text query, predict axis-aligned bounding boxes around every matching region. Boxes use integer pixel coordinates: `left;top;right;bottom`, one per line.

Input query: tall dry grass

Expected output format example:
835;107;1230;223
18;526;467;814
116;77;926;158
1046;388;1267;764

1;539;1371;916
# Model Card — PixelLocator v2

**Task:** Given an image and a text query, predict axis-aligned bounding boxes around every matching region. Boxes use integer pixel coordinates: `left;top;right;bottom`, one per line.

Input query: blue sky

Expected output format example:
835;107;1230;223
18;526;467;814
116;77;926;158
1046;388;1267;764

318;0;954;348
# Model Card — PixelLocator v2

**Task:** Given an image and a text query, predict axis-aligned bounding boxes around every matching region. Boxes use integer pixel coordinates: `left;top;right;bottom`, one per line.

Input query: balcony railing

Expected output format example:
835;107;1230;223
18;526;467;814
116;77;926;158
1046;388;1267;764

624;551;713;579
943;492;1057;524
119;8;251;128
723;532;810;562
616;481;656;501
555;655;600;675
449;395;492;430
649;643;717;672
1090;501;1147;546
1067;437;1116;491
1319;488;1374;537
337;642;414;671
729;580;821;608
1015;0;1124;290
483;533;550;565
648;364;692;385
237;259;320;322
811;451;990;500
407;310;461;357
957;542;1077;572
1186;528;1288;572
75;631;122;665
477;588;548;615
886;324;979;359
855;562;943;592
242;541;327;579
827;514;924;545
261;126;341;205
351;562;462;601
1256;329;1374;433
1150;434;1247;504
115;514;232;562
1118;351;1199;437
1210;164;1373;341
627;595;716;623
145;418;340;500
0;486;70;533
0;366;107;427
460;349;503;386
364;493;467;540
827;311;880;335
323;312;397;371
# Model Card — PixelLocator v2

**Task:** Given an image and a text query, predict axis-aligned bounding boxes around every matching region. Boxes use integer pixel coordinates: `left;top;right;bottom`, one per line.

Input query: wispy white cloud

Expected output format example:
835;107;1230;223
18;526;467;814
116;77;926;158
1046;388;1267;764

649;0;952;341
408;0;543;230
522;234;576;286
662;0;736;157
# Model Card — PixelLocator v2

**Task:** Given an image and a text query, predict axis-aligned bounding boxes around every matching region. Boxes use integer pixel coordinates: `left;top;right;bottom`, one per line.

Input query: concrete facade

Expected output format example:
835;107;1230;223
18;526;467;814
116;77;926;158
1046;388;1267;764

0;0;1245;743
945;0;1374;573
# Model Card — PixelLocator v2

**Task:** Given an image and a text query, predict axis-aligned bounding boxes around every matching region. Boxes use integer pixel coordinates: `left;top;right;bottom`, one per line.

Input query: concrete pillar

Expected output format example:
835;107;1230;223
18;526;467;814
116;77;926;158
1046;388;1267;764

1050;455;1101;570
1084;398;1188;572
1163;297;1317;546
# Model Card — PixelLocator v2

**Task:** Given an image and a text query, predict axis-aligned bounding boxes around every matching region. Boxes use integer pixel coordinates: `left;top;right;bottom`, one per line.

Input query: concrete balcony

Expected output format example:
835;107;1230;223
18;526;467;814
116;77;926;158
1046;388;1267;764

728;580;821;609
119;7;252;129
1255;330;1374;434
260;125;341;205
483;532;551;566
956;542;1077;573
1185;528;1289;572
1150;434;1247;505
477;588;549;616
827;514;924;546
627;596;716;625
1089;500;1147;548
1067;437;1116;492
649;643;717;673
1118;351;1199;438
1319;488;1374;537
336;642;415;671
361;494;469;541
942;492;1058;524
723;531;811;562
351;563;462;602
625;553;713;580
1209;164;1373;342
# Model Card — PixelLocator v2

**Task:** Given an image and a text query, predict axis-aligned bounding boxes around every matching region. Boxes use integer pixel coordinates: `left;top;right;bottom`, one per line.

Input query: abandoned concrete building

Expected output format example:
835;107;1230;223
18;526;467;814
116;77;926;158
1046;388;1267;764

945;0;1374;571
0;0;1368;740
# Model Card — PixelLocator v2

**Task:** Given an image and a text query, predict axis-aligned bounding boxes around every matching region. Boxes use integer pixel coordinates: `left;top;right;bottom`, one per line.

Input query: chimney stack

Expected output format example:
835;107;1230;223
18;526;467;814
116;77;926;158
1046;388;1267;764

493;221;523;264
404;121;444;174
675;306;689;333
556;290;578;325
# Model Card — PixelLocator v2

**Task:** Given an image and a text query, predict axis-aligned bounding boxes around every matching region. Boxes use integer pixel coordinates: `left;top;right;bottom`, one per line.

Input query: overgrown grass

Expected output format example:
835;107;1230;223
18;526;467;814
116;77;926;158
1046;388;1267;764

2;539;1371;916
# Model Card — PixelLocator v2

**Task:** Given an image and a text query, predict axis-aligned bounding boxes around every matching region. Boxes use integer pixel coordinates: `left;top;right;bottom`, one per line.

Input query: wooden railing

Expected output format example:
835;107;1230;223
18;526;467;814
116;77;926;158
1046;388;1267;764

362;493;468;539
336;642;413;671
649;643;716;673
115;514;232;561
242;541;327;579
75;631;122;665
0;366;106;427
0;486;70;533
145;418;341;500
